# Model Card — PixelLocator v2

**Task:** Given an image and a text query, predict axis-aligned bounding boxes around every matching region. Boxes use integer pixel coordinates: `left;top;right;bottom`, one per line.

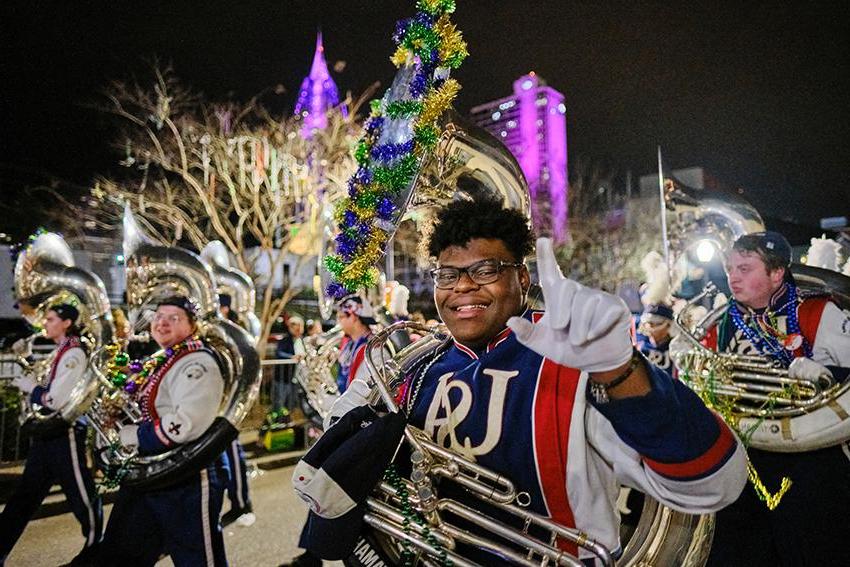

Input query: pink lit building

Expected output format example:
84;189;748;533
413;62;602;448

294;32;347;139
470;73;568;242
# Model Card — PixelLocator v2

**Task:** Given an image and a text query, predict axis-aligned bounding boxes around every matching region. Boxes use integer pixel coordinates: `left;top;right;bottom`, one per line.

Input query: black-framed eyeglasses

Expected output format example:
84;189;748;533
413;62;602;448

430;259;524;290
153;313;187;324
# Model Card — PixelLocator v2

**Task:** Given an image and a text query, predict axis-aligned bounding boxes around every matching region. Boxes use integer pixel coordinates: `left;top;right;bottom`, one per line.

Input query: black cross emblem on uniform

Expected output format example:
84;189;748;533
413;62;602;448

168;422;182;436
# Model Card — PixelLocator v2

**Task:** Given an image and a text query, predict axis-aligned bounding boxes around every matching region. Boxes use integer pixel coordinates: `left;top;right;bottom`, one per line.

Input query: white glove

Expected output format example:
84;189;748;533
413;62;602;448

507;238;633;373
788;357;833;383
118;424;139;449
11;338;32;358
12;375;37;394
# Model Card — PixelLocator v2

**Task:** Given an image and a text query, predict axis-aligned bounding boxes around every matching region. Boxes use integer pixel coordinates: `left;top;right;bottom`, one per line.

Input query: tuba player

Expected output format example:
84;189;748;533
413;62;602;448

298;194;749;564
98;296;228;566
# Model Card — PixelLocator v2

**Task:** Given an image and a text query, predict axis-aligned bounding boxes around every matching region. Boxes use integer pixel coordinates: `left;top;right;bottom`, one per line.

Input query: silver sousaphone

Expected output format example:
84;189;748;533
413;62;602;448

85;205;262;489
201;240;263;340
664;174;850;452
10;231;114;435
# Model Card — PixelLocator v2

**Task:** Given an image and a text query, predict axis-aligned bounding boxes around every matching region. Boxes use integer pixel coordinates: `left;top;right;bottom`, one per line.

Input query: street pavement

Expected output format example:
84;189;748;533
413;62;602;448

4;464;343;567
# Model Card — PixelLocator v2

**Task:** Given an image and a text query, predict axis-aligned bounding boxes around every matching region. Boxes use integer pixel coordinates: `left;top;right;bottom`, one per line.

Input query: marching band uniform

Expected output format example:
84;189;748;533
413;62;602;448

220;439;253;526
635;332;673;372
318;307;746;564
336;334;371;393
321;310;746;563
0;306;102;566
703;286;850;370
335;295;377;394
697;231;850;566
218;296;254;528
705;283;850;566
635;251;676;375
99;333;228;566
400;308;746;563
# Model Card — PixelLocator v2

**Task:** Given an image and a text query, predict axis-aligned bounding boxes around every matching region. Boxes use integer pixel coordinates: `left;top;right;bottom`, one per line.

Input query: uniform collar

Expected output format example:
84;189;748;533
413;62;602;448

739;282;790;316
451;305;533;360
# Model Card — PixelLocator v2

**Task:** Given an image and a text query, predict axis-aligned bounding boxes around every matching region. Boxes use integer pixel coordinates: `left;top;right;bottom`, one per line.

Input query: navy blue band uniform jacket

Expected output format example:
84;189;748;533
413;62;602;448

331;309;748;560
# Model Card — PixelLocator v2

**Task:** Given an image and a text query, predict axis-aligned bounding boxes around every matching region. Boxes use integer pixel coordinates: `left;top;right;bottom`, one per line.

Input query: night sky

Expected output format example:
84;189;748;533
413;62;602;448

2;1;849;234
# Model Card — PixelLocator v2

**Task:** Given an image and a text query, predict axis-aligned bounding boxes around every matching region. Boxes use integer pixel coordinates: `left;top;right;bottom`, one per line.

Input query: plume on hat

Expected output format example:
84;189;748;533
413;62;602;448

640;251;673;307
388;283;410;318
806;236;843;272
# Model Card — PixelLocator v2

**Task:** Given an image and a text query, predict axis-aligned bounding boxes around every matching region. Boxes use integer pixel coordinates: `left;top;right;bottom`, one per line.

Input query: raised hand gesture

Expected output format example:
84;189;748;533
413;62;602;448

507;238;633;373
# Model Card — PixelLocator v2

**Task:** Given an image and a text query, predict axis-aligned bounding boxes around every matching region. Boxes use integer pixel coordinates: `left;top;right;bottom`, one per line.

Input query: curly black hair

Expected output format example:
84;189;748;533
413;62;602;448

425;193;534;261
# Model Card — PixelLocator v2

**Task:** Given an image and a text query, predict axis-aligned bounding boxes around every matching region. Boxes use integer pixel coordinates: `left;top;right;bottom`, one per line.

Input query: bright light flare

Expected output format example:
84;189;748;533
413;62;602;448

695;240;716;263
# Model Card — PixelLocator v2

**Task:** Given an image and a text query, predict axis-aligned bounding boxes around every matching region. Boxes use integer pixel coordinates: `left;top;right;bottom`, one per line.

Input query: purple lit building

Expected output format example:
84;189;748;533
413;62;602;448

470;73;568;242
294;32;347;138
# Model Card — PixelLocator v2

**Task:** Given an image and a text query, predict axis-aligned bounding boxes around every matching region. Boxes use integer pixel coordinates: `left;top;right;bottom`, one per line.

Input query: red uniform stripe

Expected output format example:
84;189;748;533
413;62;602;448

797;297;828;353
486;327;512;352
347;344;368;387
453;341;478;360
534;359;581;555
642;413;735;479
154;418;174;446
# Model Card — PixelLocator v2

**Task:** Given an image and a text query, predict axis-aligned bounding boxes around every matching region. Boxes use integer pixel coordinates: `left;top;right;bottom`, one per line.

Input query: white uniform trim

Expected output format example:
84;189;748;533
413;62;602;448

813;302;850;367
68;428;97;546
152;351;224;445
570;375;748;558
45;347;86;411
230;440;245;508
200;469;214;567
529;360;551;518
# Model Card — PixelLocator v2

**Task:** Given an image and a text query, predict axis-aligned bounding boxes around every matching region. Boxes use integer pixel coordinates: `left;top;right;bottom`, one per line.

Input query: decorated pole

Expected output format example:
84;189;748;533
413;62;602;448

323;0;468;299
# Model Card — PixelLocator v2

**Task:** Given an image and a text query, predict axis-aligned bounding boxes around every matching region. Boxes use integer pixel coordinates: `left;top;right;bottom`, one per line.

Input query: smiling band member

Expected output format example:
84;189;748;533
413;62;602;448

304;194;748;564
98;296;228;567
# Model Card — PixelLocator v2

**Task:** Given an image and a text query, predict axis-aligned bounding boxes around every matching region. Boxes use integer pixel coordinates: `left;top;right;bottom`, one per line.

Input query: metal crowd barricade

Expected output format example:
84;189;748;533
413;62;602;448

0;345;52;464
258;358;299;414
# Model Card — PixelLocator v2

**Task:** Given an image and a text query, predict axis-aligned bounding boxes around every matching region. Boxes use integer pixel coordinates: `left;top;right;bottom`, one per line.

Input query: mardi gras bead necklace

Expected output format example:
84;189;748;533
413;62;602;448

104;337;203;396
728;283;811;367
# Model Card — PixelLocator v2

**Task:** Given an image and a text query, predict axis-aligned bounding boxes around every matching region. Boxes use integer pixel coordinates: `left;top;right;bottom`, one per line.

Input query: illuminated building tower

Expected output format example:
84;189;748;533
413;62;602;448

294;31;347;138
469;73;568;242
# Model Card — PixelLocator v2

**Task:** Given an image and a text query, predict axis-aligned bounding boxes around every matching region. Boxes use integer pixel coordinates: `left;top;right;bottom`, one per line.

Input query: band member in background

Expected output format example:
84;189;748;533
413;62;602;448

218;294;239;324
704;231;850;566
636;303;675;373
635;250;676;373
274;315;306;411
334;295;376;394
98;296;228;566
0;304;103;566
279;298;379;567
218;294;255;528
300;196;748;564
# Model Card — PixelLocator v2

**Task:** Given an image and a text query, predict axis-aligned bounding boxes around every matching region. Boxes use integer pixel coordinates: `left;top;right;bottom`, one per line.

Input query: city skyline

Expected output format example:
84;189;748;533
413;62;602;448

2;1;848;235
